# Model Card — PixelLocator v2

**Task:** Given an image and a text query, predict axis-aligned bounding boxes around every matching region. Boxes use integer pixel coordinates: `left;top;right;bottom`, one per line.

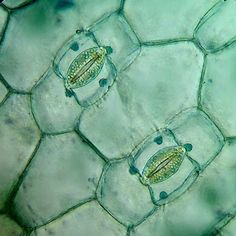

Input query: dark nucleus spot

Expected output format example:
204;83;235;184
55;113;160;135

55;0;75;10
183;143;193;152
99;78;108;87
56;16;62;24
154;135;163;145
70;42;79;51
76;29;83;34
65;89;74;97
105;46;113;54
159;191;168;199
129;165;139;175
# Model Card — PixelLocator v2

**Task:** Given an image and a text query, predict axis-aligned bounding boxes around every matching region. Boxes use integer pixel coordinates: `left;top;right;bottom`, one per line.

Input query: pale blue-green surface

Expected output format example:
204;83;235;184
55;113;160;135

0;0;236;235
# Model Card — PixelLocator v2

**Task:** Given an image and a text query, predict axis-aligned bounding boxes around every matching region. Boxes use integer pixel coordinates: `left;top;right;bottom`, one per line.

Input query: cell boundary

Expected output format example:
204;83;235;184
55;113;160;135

96;198;128;228
118;0;126;14
6;134;44;227
96;159;160;229
198;107;226;140
2;0;39;11
141;37;192;47
120;12;142;45
32;197;96;231
75;124;109;163
193;0;223;37
0;73;13;94
0;5;10;46
197;54;207;107
218;212;236;234
210;36;236;54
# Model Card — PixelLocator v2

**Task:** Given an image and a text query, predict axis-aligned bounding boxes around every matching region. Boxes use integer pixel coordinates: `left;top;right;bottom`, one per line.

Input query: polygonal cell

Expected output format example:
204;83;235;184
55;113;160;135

97;160;154;226
0;94;41;210
53;30;116;107
0;7;8;38
168;108;224;167
220;216;236;236
13;132;104;228
0;0;119;92
91;12;140;71
3;0;33;9
0;80;8;103
129;129;196;204
124;0;218;42
201;43;236;137
131;140;236;236
195;0;236;52
0;214;23;236
30;201;126;236
32;69;81;133
79;42;203;159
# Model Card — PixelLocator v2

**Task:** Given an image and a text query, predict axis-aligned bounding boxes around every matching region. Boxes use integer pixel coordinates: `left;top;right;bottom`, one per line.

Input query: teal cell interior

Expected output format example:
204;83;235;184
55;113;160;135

0;0;236;235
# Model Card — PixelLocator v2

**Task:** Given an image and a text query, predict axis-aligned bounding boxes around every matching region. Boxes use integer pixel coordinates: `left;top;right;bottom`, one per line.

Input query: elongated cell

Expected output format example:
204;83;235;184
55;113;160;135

65;46;112;95
140;145;187;185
